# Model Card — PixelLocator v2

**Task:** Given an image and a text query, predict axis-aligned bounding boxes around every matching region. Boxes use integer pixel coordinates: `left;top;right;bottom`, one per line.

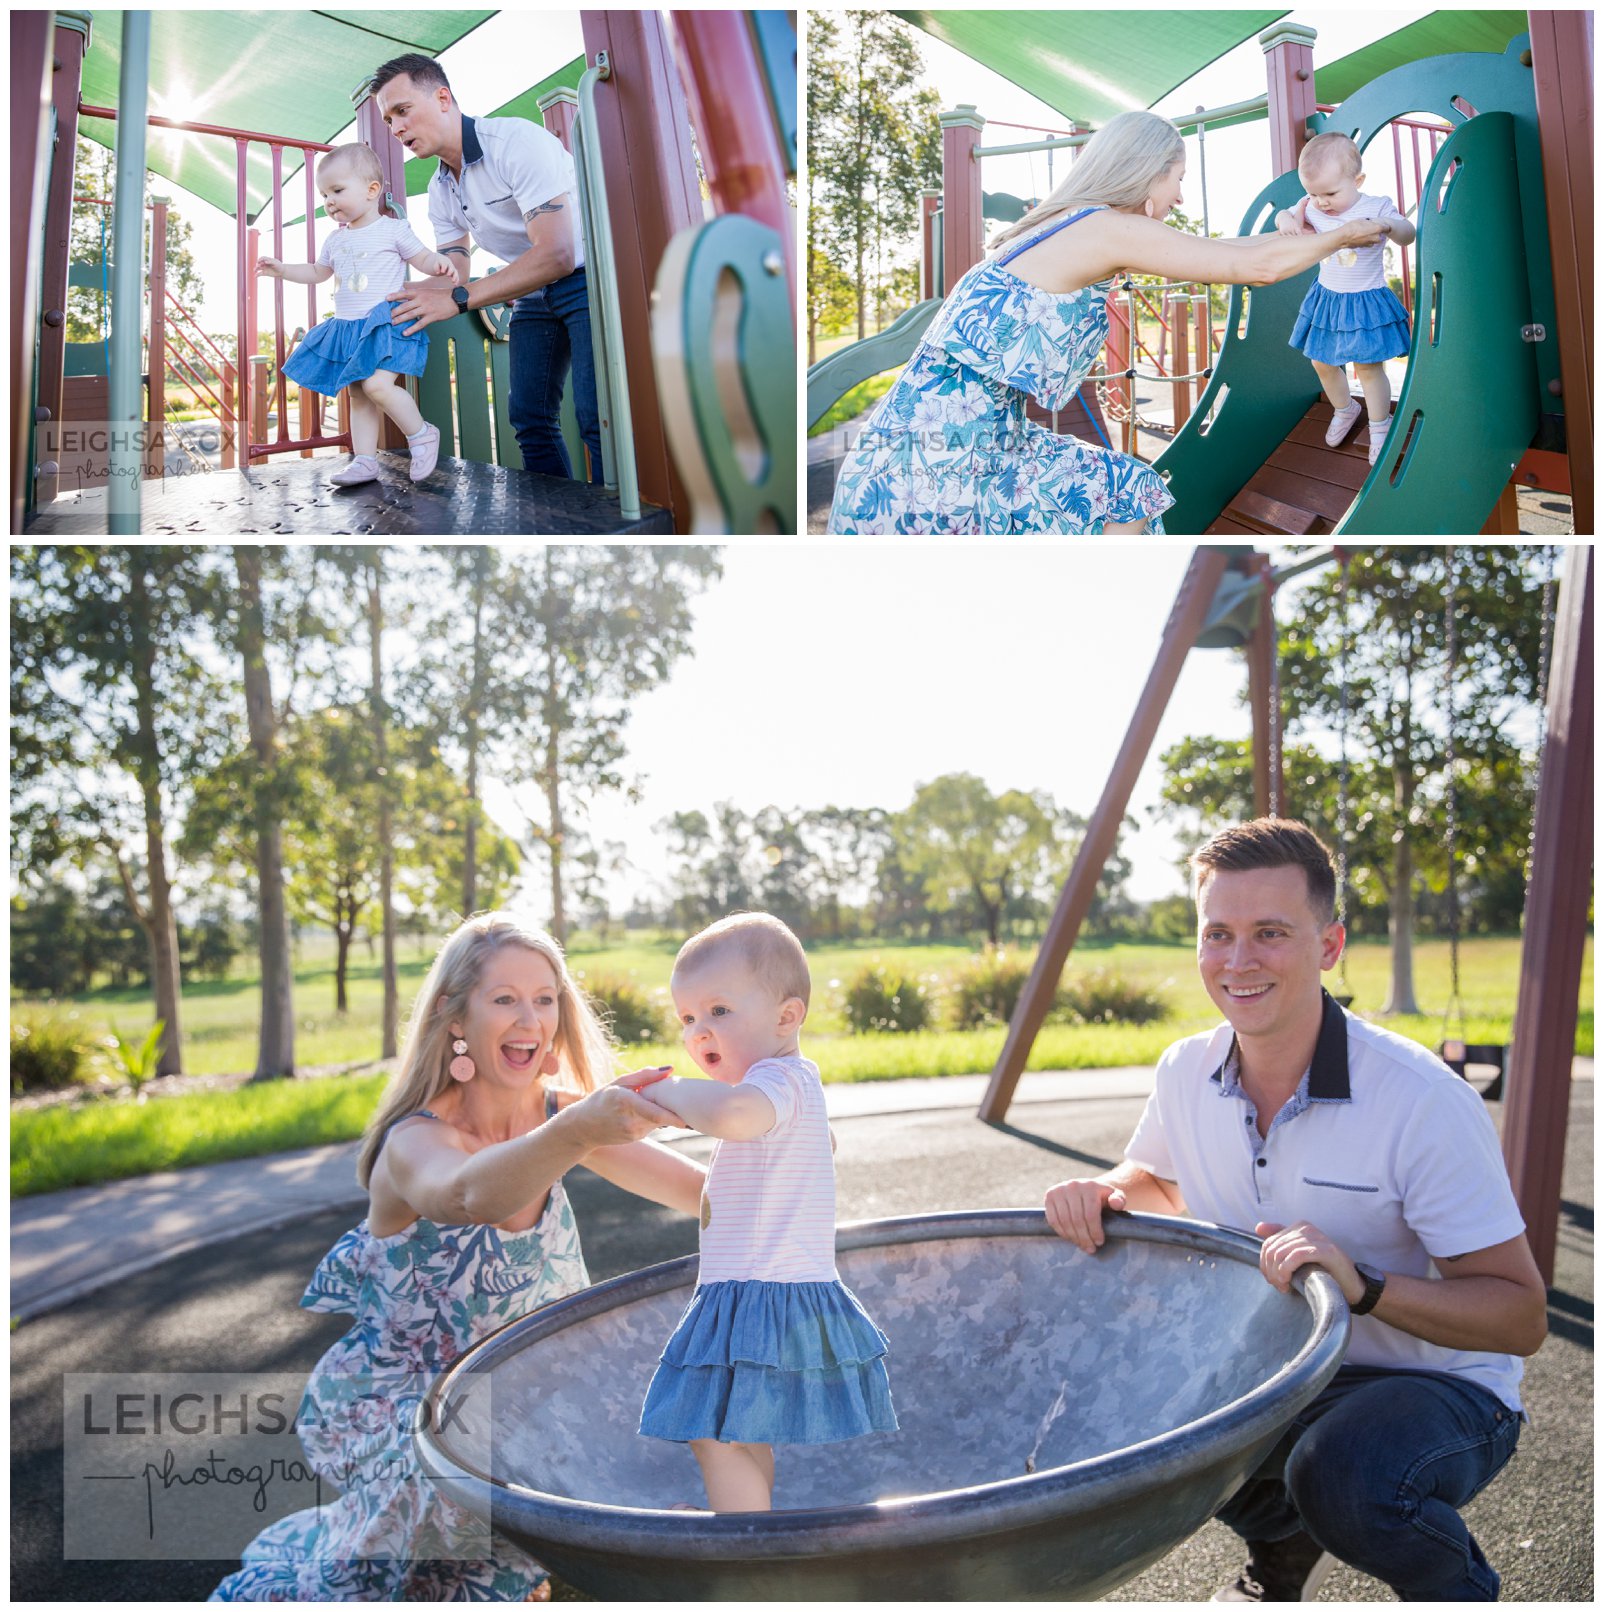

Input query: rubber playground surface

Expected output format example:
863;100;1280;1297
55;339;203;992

10;1075;1593;1602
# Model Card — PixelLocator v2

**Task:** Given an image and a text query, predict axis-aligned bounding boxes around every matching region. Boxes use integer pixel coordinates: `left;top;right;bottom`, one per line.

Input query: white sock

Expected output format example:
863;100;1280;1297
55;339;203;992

406;425;432;443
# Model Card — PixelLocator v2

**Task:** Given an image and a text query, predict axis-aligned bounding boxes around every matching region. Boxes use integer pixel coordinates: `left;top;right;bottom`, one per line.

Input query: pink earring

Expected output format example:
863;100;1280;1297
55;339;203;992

449;1039;476;1081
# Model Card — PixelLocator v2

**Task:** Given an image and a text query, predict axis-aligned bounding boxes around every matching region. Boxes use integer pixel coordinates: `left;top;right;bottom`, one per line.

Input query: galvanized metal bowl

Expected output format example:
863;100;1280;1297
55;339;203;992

417;1210;1348;1601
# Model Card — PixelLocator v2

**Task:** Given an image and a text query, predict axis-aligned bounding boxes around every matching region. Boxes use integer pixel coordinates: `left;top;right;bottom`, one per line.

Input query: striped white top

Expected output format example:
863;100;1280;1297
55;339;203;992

697;1055;839;1284
316;216;428;320
1304;192;1403;293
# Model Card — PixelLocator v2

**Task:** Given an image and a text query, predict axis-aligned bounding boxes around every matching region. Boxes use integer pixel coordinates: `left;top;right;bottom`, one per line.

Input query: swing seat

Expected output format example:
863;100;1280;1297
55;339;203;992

1438;1041;1507;1102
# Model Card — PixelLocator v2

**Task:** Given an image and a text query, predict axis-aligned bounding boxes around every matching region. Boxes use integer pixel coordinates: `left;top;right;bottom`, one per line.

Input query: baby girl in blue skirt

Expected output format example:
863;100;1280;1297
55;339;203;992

616;913;896;1511
1279;131;1418;465
259;143;457;486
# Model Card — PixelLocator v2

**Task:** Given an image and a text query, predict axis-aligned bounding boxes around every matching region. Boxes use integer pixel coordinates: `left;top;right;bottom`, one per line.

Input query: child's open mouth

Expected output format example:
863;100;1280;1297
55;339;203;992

703;1051;721;1067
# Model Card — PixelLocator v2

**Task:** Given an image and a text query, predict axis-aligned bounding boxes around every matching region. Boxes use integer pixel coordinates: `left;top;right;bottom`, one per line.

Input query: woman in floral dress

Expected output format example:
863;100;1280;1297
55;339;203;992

212;913;700;1601
829;110;1395;535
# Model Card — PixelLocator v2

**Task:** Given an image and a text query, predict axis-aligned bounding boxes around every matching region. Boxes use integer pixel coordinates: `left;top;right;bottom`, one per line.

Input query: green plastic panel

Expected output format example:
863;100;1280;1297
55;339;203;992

806;298;941;430
752;11;797;177
1336;113;1536;534
77;11;496;220
1156;36;1550;533
660;213;795;532
892;9;1287;123
415;305;521;471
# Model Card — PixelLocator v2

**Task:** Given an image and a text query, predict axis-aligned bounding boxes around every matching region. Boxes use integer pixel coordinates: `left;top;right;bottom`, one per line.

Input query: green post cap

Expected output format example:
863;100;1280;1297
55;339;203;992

1259;22;1319;53
938;104;986;132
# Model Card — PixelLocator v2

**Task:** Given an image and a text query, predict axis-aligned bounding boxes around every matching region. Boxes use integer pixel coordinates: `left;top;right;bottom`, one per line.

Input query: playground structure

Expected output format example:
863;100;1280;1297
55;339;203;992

808;12;1591;535
13;9;797;536
418;1211;1348;1600
978;544;1593;1290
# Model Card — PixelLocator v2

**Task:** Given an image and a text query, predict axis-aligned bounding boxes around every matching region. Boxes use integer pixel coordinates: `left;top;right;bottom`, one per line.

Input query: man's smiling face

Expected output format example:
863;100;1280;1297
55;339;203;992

377;74;450;160
1195;864;1344;1042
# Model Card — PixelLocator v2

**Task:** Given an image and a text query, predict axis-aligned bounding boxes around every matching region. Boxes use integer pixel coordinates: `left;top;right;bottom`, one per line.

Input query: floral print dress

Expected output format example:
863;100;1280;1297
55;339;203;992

829;206;1174;535
212;1117;589;1602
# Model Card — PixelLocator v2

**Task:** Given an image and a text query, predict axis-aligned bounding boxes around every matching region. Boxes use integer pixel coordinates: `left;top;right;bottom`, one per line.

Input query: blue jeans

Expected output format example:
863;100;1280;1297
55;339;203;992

1215;1366;1522;1600
508;266;601;483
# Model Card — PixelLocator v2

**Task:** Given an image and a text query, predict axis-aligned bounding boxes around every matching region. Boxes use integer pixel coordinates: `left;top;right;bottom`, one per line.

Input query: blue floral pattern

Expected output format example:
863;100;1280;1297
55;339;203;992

211;1185;589;1601
829;209;1174;535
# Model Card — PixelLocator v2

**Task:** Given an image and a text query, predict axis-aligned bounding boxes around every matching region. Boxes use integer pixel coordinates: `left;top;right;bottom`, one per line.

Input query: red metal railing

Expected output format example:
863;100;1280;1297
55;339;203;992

79;102;347;464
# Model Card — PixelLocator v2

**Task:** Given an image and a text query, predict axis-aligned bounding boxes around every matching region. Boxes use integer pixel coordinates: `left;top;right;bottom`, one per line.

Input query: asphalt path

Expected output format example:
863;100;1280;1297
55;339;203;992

12;1090;1593;1602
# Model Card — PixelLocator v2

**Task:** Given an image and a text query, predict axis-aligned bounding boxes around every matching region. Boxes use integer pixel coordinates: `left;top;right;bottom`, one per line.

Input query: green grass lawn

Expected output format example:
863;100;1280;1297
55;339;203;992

808;371;899;437
12;933;1590;1197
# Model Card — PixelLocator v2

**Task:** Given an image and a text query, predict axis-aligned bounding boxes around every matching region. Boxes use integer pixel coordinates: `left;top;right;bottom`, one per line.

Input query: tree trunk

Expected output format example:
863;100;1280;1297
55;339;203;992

126;564;185;1076
335;917;351;1015
463;547;488;914
544;749;566;946
368;562;398;1059
1382;730;1422;1015
235;547;295;1079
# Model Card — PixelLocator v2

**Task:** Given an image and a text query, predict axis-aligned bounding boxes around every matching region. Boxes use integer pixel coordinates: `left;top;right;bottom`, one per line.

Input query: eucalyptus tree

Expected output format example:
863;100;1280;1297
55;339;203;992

10;545;226;1073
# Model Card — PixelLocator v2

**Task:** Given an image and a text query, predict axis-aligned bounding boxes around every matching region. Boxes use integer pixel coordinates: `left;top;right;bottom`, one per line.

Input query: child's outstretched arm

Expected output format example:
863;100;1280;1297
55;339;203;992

1274;196;1312;236
406;248;461;284
258;258;333;284
1385;211;1417;248
614;1068;776;1141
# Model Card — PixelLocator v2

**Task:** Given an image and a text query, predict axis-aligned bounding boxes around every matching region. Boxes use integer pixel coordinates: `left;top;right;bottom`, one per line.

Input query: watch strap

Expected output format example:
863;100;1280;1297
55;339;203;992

1350;1263;1386;1316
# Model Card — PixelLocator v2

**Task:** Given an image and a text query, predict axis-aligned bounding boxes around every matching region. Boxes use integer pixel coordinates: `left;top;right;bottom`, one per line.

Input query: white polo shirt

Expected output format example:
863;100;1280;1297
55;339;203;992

426;112;585;272
1126;991;1528;1413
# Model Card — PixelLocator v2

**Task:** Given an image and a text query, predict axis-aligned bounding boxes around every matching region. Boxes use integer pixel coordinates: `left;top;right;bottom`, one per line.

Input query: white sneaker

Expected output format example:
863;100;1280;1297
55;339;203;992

329;454;380;487
1367;423;1390;466
1324;400;1362;447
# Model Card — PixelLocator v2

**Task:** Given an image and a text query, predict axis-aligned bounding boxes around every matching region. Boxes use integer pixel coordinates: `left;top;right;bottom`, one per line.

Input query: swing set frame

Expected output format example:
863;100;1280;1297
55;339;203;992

978;544;1592;1285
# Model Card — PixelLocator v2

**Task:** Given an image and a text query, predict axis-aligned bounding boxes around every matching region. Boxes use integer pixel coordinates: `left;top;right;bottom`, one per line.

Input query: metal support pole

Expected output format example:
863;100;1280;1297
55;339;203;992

235;139;249;466
107;10;151;533
1246;568;1283;816
919;188;941;301
979;547;1234;1123
148;197;167;475
1501;547;1592;1285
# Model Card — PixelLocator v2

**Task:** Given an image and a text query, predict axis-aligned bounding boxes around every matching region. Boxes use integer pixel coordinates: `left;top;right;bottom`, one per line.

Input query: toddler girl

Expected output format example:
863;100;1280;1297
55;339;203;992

259;143;455;486
1279;132;1418;465
616;912;896;1511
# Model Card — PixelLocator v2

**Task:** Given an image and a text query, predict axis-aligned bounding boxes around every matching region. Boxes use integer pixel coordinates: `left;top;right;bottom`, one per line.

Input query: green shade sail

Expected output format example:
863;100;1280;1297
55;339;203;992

1200;10;1531;132
892;9;1290;125
75;10;495;220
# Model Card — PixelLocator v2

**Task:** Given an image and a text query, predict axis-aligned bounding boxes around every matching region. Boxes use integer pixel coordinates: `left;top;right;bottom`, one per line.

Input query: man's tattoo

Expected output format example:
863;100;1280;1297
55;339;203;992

442;246;470;258
523;200;565;221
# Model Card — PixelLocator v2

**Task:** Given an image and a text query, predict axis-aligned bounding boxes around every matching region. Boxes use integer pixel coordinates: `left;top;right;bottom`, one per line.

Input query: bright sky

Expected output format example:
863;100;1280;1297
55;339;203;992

879;7;1451;263
159;11;586;332
480;544;1320;918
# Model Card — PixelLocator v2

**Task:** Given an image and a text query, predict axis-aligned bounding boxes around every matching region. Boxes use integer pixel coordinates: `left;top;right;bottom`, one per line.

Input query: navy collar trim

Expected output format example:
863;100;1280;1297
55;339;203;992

460;113;483;168
1209;988;1351;1100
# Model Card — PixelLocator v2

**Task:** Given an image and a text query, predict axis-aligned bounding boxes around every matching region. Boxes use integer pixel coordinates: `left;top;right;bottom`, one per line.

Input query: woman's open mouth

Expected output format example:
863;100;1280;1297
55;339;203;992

502;1041;541;1069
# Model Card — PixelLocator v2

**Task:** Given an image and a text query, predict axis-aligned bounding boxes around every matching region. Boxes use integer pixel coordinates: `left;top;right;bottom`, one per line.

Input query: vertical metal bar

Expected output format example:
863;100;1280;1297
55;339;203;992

569;104;618;493
235;138;249;468
107;9;151;533
148;198;167;476
577;60;640;518
246;225;260;460
303;154;319;453
1393;121;1412;322
271;144;287;442
979;546;1234;1124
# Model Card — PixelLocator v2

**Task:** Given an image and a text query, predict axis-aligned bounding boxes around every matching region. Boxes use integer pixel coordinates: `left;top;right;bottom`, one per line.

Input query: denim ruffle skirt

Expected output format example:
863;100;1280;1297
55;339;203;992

1290;282;1412;366
282;303;429;395
639;1278;897;1445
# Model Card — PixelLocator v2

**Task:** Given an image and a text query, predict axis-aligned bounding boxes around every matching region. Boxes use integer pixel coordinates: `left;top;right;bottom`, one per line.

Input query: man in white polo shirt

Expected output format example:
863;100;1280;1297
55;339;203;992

370;53;601;483
1045;818;1546;1602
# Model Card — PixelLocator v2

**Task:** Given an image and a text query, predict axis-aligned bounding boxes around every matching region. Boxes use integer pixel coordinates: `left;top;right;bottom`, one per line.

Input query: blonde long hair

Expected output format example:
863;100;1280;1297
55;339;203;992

355;912;615;1186
988;110;1185;253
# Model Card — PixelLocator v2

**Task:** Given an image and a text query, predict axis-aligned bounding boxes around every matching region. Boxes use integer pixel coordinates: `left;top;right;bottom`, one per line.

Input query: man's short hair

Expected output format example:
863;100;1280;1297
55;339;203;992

369;53;452;102
674;912;811;1007
1189;818;1338;926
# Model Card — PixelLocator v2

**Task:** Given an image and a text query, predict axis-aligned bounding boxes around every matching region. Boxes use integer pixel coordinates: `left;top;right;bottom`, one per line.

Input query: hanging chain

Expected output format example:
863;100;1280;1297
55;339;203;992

1523;545;1556;894
1266;562;1282;818
1335;553;1351;993
1442;546;1465;1050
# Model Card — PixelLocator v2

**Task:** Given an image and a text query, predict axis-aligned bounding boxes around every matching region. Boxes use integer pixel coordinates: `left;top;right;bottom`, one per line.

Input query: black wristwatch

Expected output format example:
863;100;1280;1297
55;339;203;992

451;283;470;310
1350;1263;1387;1316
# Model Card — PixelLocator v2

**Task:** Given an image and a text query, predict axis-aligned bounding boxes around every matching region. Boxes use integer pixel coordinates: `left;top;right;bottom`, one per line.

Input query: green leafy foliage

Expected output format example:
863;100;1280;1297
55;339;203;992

946;948;1035;1029
581;974;674;1046
841;961;933;1033
1057;969;1170;1027
10;1013;89;1096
